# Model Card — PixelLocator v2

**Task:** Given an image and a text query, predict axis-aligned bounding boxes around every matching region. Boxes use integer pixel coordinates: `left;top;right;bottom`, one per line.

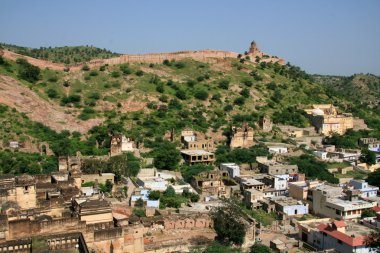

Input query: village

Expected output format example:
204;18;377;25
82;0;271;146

0;103;380;253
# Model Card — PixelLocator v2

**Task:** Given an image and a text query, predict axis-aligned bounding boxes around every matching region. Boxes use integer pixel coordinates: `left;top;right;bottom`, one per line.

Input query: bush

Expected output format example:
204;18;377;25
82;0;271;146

240;88;250;98
242;79;253;87
46;89;59;99
135;70;144;76
156;83;164;93
61;94;81;105
120;64;132;75
234;96;245;106
218;80;230;90
194;90;209;100
82;64;90;71
163;59;171;66
89;70;98;76
174;61;186;69
175;89;187;100
224;104;233;111
111;71;121;78
48;76;58;82
16;58;40;83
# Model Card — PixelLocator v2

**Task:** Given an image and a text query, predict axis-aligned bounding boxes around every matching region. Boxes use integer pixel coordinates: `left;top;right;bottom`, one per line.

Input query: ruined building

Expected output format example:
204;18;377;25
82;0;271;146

110;135;136;156
230;123;255;149
259;115;273;132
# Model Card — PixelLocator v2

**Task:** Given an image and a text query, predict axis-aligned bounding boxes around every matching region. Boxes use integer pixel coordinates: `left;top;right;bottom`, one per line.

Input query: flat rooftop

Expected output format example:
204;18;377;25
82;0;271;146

326;198;376;210
272;197;304;206
181;150;214;156
242;178;264;186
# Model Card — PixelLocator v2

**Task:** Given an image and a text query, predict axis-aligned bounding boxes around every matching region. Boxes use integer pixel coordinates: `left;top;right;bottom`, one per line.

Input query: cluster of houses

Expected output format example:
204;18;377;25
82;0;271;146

1;104;380;252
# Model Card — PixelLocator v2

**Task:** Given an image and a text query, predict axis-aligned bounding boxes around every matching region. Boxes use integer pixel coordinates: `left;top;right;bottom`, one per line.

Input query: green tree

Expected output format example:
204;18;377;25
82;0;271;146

219;80;230;90
210;198;247;246
194;90;209;100
368;169;380;188
365;230;380;252
163;186;176;197
135;198;144;207
250;243;271;253
16;58;40;83
153;141;181;170
360;149;377;165
148;190;161;200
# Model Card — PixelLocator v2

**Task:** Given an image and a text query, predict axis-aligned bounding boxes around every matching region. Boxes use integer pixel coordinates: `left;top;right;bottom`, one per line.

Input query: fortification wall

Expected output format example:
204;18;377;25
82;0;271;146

1;44;284;72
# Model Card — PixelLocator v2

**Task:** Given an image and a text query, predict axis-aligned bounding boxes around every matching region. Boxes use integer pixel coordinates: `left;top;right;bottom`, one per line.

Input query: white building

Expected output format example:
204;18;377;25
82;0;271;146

268;146;288;154
220;163;240;178
314;150;328;160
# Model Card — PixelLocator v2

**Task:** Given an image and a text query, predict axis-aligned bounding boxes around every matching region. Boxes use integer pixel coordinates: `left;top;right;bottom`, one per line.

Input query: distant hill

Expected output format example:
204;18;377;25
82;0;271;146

314;74;380;107
0;43;120;64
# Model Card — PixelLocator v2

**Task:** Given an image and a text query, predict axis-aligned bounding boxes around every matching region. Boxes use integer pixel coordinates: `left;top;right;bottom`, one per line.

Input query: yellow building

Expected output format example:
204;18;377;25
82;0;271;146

305;104;353;135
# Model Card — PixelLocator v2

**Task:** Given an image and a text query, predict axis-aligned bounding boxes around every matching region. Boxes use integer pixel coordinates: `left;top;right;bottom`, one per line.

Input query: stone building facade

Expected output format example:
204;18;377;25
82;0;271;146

230;123;254;149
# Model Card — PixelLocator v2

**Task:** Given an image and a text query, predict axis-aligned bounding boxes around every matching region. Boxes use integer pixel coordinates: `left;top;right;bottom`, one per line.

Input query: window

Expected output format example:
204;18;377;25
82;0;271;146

337;239;342;244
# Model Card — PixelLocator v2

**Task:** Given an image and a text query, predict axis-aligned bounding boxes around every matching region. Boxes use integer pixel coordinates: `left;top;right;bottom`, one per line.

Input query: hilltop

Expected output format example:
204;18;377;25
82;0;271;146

0;43;120;64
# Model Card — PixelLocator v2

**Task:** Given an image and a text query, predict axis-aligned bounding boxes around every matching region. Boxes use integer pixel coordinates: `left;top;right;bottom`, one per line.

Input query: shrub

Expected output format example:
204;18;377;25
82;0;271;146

240;88;250;98
242;79;253;87
99;65;106;71
48;76;58;82
156;83;164;93
135;70;144;76
175;89;187;100
163;59;171;66
218;80;230;90
111;71;121;78
16;58;40;83
194;90;209;100
120;64;132;75
234;96;245;106
224;104;233;111
88;92;101;100
63;80;70;87
82;64;90;71
46;89;59;99
174;62;186;69
89;70;98;76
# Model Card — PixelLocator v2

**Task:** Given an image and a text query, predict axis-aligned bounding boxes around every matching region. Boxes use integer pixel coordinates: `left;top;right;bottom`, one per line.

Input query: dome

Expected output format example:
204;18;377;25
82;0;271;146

312;108;324;116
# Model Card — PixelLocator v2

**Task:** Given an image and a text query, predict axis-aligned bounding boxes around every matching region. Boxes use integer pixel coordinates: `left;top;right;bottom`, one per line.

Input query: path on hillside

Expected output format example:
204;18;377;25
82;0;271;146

0;75;103;133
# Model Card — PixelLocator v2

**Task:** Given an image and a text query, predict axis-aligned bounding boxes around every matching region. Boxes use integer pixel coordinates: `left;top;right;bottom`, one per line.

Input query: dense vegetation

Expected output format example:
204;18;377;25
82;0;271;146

1;43;120;64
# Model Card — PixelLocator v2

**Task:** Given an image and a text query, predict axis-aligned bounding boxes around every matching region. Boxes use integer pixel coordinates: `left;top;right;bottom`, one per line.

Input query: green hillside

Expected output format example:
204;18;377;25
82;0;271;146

0;43;120;64
1;46;380;180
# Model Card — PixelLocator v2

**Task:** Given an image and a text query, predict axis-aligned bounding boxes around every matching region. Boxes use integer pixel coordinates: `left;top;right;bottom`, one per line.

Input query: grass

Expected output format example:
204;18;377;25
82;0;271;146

334;170;367;180
326;161;352;169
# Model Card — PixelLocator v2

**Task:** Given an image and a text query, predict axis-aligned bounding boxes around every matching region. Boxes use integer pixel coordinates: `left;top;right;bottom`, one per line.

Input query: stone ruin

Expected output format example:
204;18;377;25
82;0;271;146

230;123;255;149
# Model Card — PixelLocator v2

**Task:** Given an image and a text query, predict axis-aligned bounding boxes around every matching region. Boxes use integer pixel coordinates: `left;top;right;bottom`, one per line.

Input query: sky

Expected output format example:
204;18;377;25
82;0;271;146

0;0;379;76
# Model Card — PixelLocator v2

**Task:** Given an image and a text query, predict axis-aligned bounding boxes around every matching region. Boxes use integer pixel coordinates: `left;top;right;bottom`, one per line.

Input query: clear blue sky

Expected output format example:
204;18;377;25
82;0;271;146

1;0;379;75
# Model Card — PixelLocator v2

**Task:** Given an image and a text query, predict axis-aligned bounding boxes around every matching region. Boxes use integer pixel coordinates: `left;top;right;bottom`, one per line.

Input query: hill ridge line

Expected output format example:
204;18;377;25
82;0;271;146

0;42;285;71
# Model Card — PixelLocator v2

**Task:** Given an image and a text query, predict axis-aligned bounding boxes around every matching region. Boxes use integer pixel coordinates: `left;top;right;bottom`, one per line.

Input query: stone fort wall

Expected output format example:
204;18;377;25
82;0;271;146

1;45;284;72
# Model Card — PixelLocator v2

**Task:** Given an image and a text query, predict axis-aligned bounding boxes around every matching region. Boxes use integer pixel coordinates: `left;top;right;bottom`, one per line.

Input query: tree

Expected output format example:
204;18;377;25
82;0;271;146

365;230;380;252
153;141;181;170
360;149;377;165
135;198;144;207
149;190;161;200
362;209;376;218
16;58;40;83
194;90;209;100
219;80;230;90
210;198;247;246
175;89;187;100
368;169;380;187
163;186;176;197
250;243;271;253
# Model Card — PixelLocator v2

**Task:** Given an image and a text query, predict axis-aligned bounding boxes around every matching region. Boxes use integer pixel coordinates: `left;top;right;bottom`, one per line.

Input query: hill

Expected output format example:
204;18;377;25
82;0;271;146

0;41;379;159
314;73;380;107
0;43;120;64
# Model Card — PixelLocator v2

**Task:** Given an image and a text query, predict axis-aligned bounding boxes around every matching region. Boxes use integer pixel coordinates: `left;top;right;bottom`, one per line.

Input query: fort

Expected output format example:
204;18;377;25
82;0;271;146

0;41;285;71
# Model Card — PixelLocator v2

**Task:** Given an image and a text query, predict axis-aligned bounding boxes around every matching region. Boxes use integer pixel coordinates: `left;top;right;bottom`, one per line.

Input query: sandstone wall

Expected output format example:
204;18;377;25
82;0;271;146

1;46;284;72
